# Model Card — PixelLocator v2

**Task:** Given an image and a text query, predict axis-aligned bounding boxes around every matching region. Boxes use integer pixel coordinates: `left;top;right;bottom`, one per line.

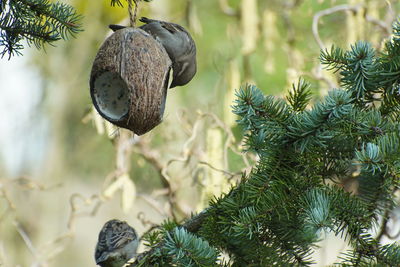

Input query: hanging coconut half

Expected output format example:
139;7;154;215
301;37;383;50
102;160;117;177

90;27;172;135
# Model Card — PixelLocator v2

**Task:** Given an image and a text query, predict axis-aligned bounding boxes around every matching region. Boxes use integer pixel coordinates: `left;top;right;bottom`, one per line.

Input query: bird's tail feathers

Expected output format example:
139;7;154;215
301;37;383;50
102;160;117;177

109;24;126;32
139;17;156;24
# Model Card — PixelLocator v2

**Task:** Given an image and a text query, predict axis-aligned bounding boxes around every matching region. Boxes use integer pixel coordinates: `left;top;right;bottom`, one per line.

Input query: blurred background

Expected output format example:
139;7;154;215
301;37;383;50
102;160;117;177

1;0;400;266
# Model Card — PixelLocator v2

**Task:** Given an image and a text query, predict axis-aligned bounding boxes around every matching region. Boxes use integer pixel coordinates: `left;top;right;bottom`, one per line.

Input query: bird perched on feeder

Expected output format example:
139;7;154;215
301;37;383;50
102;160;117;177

95;219;139;267
109;17;197;88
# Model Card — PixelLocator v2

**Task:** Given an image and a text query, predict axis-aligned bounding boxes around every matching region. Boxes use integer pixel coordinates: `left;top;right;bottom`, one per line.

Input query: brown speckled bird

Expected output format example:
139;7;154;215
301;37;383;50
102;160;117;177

95;219;139;267
109;17;197;88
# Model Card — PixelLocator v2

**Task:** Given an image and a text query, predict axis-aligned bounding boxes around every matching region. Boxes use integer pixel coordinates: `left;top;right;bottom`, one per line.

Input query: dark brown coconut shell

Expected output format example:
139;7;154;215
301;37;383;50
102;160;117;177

90;28;172;135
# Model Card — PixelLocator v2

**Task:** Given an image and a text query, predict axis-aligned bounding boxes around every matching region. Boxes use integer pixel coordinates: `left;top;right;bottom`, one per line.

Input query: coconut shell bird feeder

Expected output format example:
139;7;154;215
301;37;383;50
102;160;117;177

89;27;172;135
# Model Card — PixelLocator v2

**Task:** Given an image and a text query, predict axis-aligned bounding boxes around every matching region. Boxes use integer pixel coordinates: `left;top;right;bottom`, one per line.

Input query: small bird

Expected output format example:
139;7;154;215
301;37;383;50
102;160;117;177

95;219;139;267
109;17;197;88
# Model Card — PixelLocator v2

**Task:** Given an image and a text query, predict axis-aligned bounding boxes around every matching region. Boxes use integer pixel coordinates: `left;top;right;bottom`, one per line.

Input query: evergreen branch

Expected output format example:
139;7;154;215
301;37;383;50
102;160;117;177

379;91;400;118
357;172;392;218
287;89;353;153
376;243;400;265
233;84;292;153
378;19;400;116
46;2;82;38
320;45;347;72
356;132;400;175
111;0;124;7
128;210;211;266
301;189;332;230
339;234;400;266
0;0;82;58
355;143;384;174
341;41;379;105
286;78;312;112
321;42;380;107
162;227;219;266
16;0;83;38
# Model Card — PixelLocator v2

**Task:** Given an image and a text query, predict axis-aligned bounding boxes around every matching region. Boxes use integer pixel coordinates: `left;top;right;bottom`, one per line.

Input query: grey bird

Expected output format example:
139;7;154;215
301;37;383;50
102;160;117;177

95;219;139;267
109;17;197;88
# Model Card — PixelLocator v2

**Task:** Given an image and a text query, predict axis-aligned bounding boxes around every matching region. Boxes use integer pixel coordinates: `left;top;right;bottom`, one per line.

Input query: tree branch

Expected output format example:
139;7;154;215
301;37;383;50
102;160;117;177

312;4;362;50
127;209;210;266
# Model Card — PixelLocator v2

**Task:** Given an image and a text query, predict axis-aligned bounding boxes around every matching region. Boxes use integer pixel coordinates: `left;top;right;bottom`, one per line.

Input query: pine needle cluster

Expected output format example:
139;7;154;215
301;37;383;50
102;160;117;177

0;0;82;59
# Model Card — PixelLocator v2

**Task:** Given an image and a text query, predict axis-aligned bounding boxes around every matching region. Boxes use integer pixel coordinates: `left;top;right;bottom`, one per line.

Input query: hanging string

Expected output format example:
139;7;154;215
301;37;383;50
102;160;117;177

128;0;139;27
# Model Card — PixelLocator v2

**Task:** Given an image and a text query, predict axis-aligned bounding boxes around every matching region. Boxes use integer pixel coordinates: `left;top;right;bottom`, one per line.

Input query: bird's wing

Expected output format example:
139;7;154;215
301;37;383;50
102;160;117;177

139;17;186;35
109;227;136;249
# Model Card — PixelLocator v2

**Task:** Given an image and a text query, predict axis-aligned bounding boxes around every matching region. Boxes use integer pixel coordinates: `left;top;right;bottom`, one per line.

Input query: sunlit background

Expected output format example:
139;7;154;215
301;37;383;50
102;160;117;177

1;0;400;266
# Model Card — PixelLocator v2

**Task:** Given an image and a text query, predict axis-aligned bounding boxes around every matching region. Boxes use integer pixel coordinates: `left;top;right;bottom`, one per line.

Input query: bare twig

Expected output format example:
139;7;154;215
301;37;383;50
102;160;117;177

365;15;391;35
133;137;177;219
0;177;84;265
198;160;240;180
311;4;365;90
197;111;236;171
185;0;193;26
218;0;238;17
13;176;62;191
312;4;363;50
377;208;391;242
134;138;170;188
14;221;40;262
376;187;399;242
0;186;15;222
137;211;159;228
137;194;169;217
311;66;338;90
68;193;102;230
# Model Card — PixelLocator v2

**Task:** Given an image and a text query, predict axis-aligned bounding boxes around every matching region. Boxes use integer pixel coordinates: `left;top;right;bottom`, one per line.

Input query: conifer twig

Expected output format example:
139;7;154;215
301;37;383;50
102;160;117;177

127;209;210;266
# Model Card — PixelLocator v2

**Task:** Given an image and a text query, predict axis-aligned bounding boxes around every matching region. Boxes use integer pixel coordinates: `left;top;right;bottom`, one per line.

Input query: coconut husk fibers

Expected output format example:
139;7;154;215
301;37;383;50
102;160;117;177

90;27;172;135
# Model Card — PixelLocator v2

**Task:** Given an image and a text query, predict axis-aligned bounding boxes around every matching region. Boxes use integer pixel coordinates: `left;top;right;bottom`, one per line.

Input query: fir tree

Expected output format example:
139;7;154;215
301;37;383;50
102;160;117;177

0;0;82;59
127;19;400;267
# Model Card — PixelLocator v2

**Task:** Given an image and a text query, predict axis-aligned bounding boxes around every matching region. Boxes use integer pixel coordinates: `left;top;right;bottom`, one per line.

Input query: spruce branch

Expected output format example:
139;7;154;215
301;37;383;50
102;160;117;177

0;0;82;59
163;227;219;266
126;82;400;266
320;45;347;72
127;210;211;266
286;78;312;113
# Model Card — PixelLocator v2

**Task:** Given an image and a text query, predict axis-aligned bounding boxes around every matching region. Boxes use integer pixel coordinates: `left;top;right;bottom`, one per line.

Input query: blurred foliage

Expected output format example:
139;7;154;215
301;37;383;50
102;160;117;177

1;0;400;266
